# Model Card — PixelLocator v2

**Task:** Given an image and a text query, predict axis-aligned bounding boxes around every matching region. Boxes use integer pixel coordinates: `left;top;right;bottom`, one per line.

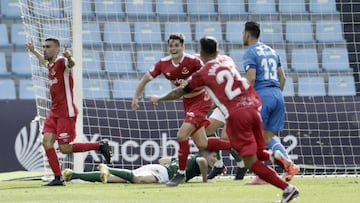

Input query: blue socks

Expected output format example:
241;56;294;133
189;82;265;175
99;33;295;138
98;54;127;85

267;138;290;159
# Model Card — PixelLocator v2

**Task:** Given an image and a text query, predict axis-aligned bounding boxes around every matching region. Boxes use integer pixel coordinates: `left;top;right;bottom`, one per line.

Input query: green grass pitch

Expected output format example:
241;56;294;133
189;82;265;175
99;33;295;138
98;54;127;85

0;171;359;203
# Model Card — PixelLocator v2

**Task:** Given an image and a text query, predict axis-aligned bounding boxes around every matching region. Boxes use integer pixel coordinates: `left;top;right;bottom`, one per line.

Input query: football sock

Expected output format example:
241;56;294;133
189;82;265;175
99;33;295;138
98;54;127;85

178;140;190;171
207;137;232;150
72;172;101;182
230;149;242;162
250;160;288;190
267;138;290;159
72;142;100;152
108;168;134;182
257;149;271;162
45;148;62;177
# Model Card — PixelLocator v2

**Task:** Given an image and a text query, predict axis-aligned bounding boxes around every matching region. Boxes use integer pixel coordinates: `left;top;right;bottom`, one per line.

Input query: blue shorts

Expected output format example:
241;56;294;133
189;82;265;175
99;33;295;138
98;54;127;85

257;87;285;133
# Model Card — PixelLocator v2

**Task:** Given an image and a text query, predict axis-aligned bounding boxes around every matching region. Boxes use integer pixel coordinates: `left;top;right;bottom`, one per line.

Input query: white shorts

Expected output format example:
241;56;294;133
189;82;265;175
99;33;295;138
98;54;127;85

133;164;169;183
209;107;226;124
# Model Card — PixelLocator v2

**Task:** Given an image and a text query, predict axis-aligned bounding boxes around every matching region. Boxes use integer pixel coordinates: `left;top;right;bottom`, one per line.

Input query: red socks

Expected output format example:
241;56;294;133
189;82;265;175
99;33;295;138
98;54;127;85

207;137;232;150
250;160;288;190
45;148;62;177
178;140;190;171
72;142;100;152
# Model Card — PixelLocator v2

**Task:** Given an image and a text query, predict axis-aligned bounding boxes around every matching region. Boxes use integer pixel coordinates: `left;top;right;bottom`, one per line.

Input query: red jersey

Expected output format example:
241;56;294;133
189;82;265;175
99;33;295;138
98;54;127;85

47;56;78;118
148;53;202;87
187;57;261;119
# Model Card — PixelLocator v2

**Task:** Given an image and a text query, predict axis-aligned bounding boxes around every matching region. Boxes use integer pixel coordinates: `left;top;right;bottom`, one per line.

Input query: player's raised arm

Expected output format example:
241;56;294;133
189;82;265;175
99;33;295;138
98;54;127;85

26;41;47;66
63;47;75;68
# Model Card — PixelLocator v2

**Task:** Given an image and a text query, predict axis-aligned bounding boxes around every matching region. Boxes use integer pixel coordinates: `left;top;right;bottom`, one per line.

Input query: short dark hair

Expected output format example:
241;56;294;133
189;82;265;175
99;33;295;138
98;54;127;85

167;33;185;45
200;35;218;56
244;21;261;39
45;37;60;47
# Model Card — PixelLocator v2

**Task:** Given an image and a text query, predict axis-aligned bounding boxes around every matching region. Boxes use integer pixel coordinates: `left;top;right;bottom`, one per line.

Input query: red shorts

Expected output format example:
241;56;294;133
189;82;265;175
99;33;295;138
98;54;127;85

226;107;265;157
42;115;77;145
182;91;212;128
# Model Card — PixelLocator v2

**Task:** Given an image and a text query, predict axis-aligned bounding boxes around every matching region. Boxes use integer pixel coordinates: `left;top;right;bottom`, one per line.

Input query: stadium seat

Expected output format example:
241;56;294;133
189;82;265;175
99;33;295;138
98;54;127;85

282;77;295;97
32;0;63;18
164;22;193;44
144;78;173;97
0;24;11;48
82;23;102;48
0;52;10;77
11;24;27;48
18;79;36;99
11;52;32;77
285;20;314;43
328;76;356;96
134;22;162;46
228;49;245;73
103;22;133;48
136;50;164;73
82;51;103;77
309;0;339;15
1;0;22;19
248;0;277;15
42;23;71;48
125;0;156;19
278;0;307;15
218;0;247;18
321;48;352;72
315;20;345;43
112;78;139;99
259;21;284;44
0;79;16;99
276;49;289;71
104;51;135;76
64;0;94;19
156;0;186;19
94;0;125;19
83;79;110;99
298;76;326;96
195;21;223;42
225;21;245;44
291;48;320;72
186;0;217;18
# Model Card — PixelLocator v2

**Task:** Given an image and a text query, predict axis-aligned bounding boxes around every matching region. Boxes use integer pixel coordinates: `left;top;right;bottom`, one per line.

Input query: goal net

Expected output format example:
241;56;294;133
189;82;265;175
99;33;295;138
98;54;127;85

19;0;360;176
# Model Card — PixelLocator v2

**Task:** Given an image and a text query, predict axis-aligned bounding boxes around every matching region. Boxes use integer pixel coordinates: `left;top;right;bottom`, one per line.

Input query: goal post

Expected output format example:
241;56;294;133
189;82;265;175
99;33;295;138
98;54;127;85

19;0;360;176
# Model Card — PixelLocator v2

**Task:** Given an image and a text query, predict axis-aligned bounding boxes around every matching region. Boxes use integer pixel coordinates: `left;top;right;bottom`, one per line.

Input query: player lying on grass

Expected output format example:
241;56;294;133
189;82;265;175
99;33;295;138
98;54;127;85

63;150;217;184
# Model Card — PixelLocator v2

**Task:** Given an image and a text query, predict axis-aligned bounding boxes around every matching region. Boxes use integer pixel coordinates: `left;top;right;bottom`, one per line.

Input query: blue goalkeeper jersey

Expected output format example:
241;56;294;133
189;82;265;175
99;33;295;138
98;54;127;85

242;42;282;91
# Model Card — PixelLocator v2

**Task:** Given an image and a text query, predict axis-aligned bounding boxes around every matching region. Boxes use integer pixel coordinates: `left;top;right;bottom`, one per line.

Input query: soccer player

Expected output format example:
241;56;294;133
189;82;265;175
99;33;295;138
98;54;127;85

242;21;299;184
63;150;217;184
26;38;111;186
149;36;300;202
131;33;232;187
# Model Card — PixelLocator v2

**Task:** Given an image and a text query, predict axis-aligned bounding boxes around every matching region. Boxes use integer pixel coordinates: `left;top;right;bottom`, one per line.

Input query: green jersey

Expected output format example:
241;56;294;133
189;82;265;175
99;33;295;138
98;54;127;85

165;155;201;182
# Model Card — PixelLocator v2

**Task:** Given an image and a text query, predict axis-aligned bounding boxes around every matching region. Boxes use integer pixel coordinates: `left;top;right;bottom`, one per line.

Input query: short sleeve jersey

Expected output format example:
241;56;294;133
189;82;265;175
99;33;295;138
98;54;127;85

148;53;203;87
47;56;78;118
165;155;201;181
242;42;282;91
187;57;261;119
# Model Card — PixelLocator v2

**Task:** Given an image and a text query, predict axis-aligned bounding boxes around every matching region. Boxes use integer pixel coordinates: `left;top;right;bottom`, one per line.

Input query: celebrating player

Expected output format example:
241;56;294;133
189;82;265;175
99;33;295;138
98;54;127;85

132;33;232;187
26;38;111;186
63;150;217;184
149;36;300;202
242;21;299;184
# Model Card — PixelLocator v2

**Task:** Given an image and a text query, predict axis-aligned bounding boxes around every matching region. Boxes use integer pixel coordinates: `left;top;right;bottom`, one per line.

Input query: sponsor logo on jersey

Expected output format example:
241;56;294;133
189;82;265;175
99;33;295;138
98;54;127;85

50;68;56;76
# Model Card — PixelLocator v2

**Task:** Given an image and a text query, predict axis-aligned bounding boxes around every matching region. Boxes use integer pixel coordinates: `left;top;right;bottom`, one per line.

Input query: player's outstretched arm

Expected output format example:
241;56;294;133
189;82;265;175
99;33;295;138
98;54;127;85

196;157;209;183
149;86;187;105
158;157;172;165
26;41;47;66
132;74;151;110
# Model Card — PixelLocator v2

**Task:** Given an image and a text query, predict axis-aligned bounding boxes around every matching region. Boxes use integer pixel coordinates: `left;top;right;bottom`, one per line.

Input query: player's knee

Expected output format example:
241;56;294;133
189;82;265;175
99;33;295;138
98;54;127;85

58;144;72;154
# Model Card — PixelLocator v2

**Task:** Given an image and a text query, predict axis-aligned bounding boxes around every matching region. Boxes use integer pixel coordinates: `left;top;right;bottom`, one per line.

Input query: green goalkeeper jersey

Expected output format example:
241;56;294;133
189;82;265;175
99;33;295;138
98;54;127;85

165;155;201;182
